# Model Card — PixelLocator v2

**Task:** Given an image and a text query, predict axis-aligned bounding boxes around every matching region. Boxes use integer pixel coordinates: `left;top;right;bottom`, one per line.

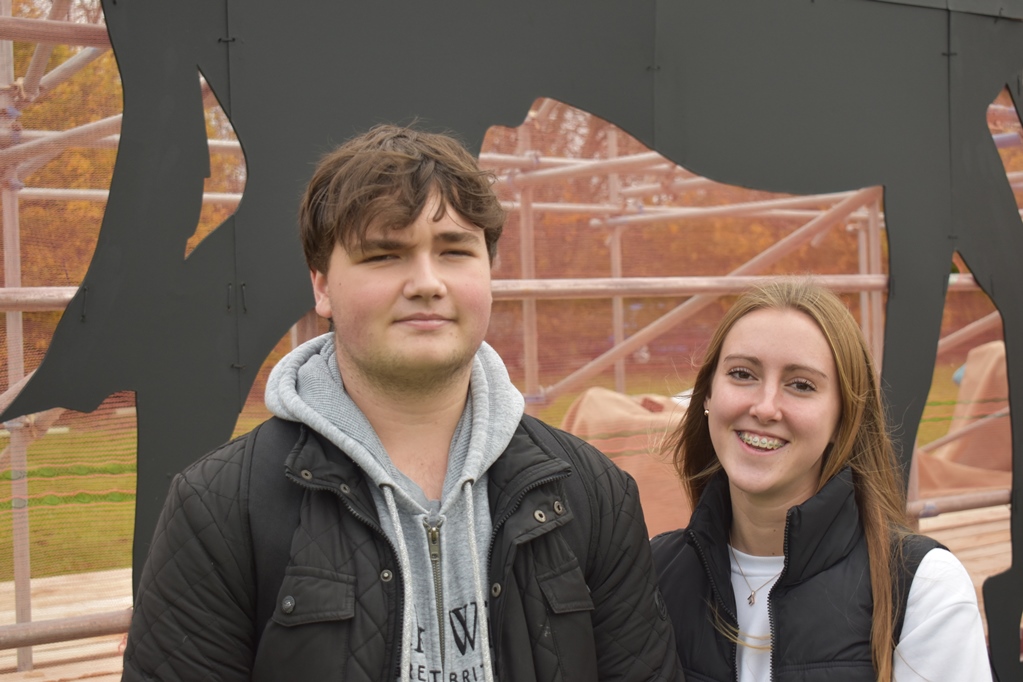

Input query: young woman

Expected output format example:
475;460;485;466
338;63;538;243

651;280;991;682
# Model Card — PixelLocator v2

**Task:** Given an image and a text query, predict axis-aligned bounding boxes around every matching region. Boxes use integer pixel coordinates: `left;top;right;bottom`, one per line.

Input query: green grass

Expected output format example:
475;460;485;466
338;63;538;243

0;407;281;581
917;363;963;446
0;426;137;580
0;503;135;579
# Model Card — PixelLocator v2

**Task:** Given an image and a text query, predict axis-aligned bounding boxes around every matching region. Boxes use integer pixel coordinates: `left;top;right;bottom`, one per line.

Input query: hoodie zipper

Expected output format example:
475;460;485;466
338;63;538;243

425;520;446;667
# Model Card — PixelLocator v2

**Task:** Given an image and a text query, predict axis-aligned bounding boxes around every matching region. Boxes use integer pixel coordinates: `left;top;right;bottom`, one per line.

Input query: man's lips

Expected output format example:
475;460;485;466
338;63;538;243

395;314;452;329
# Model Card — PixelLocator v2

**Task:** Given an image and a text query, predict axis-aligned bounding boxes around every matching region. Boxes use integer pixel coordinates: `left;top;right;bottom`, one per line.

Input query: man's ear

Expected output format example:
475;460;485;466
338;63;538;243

310;269;332;319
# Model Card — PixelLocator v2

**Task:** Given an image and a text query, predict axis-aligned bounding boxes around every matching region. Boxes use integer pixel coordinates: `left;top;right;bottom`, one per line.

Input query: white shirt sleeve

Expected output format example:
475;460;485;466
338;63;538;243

893;548;992;682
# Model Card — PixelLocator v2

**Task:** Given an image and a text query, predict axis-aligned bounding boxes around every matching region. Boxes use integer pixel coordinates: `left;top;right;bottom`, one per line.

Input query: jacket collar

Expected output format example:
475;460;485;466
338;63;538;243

684;471;737;615
782;467;862;583
285;425;382;524
687;467;862;588
283;418;573;529
487;420;572;521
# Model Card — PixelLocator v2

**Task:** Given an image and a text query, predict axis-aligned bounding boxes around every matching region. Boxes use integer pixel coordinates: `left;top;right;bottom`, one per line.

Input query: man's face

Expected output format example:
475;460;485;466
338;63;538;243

311;191;493;393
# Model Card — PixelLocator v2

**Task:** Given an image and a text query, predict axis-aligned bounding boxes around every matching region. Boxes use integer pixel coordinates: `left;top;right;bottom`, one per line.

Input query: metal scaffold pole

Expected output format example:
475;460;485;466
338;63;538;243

0;0;32;670
516;126;540;412
607;128;626;393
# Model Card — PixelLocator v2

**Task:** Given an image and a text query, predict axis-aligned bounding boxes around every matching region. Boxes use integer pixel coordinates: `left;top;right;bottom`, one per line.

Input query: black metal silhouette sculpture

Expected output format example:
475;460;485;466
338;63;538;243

2;0;1022;677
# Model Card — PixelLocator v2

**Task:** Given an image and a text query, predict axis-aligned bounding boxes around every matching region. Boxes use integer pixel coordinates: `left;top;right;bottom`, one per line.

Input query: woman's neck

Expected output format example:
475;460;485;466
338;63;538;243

728;489;790;556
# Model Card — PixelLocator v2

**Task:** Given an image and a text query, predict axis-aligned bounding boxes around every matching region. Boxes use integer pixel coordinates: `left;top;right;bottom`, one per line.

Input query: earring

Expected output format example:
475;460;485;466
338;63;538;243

703;408;709;417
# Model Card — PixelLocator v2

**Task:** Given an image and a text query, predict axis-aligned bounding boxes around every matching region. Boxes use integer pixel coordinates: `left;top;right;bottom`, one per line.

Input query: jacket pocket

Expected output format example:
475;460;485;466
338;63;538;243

271;566;356;627
538;560;594;614
537;559;598;682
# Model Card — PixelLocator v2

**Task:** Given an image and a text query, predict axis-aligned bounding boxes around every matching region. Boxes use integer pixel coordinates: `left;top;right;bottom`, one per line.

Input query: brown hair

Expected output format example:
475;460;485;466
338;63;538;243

670;279;908;682
299;124;505;273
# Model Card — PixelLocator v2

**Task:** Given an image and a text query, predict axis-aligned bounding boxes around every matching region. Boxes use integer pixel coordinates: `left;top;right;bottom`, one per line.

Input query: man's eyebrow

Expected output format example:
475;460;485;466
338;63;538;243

356;227;484;253
358;236;410;252
436;229;484;245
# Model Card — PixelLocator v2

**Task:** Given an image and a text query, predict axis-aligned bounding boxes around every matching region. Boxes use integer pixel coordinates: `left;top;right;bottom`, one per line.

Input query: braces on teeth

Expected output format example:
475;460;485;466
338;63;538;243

741;433;783;450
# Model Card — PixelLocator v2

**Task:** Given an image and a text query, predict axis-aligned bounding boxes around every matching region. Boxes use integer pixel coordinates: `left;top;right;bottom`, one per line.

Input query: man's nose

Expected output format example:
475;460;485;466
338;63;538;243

404;254;446;298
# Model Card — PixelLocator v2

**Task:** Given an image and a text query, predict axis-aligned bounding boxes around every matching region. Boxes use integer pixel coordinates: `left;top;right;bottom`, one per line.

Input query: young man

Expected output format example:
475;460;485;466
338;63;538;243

122;125;683;681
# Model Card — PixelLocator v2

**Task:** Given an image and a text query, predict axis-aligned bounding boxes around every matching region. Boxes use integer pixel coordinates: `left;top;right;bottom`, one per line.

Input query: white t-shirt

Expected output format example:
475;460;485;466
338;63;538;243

729;547;781;681
728;546;992;682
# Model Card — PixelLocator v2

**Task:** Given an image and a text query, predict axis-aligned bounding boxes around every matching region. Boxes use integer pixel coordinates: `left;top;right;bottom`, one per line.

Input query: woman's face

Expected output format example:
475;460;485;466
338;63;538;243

704;307;842;509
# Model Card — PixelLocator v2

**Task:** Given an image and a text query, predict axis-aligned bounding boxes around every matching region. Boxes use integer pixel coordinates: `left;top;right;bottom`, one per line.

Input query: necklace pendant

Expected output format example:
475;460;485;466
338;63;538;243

747;592;756;606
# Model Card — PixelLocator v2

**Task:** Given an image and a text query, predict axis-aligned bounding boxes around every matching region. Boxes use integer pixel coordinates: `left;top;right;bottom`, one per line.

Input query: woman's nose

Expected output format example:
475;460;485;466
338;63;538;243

749;386;782;422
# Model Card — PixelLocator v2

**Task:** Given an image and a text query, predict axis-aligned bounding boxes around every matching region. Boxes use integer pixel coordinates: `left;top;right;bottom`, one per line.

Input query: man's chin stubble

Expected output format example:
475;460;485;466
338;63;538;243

349;352;476;398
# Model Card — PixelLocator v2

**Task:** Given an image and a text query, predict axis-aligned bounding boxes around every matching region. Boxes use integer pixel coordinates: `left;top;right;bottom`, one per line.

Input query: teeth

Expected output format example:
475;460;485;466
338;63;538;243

740;432;784;450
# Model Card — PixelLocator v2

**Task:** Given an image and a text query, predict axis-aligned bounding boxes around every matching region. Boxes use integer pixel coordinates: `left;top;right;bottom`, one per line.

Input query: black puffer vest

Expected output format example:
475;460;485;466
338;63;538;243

651;468;939;682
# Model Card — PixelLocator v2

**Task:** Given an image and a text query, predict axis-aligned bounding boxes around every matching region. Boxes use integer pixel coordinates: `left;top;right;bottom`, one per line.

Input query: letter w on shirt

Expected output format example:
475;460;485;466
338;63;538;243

449;602;478;655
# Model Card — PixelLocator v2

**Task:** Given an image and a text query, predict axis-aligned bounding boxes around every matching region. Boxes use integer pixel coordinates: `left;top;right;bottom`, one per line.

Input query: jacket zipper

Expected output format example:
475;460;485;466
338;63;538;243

686;529;740;682
765;521;791;682
485;469;571;670
425;521;446;668
486;470;571;571
287;473;405;679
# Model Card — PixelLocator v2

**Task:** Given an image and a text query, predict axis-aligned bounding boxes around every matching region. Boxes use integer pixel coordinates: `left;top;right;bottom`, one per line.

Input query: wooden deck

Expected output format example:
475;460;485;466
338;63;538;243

0;505;1011;681
0;568;130;681
918;503;1013;635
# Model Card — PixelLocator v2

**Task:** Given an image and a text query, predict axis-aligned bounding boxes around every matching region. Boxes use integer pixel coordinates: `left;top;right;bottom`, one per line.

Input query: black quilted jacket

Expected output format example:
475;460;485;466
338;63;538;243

122;415;685;681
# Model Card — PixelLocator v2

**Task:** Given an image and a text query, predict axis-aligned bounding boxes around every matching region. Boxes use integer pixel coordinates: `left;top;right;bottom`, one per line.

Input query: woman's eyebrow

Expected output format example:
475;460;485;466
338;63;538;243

785;363;829;380
723;354;829;380
722;354;762;367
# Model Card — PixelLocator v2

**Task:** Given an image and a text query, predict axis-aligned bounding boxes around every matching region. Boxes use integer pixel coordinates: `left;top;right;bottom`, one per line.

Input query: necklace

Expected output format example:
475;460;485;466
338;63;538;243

729;544;783;606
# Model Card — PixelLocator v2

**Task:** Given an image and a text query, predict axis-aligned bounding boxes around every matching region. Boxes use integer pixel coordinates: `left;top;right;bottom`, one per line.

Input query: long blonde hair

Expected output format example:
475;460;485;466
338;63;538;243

670;279;908;682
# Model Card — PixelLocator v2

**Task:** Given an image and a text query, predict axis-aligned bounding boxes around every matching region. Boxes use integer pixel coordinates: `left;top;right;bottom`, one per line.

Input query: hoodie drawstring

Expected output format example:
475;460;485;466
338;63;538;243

463;480;495;682
383;485;416;681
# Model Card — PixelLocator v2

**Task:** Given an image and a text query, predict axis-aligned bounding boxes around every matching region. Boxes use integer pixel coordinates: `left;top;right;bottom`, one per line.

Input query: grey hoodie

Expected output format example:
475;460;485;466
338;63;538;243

265;333;525;682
